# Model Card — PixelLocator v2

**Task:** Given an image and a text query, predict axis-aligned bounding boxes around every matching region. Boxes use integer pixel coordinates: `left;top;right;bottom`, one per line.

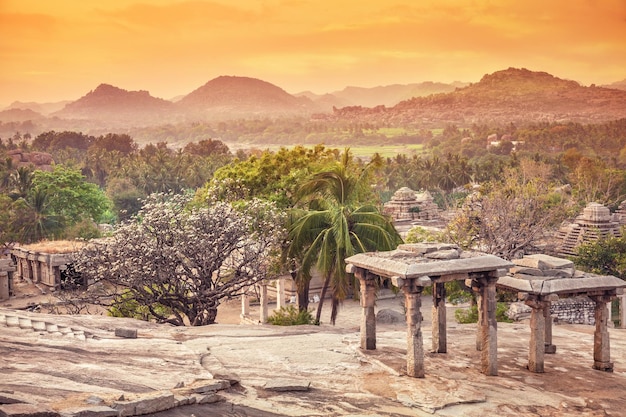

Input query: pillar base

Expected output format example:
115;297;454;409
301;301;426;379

544;344;556;354
593;361;614;372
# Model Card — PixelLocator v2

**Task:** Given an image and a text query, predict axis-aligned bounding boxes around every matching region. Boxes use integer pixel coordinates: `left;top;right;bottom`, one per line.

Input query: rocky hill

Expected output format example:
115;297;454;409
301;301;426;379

603;78;626;91
178;75;319;118
0;108;46;123
53;84;180;126
331;68;626;125
3;100;69;115
297;81;467;110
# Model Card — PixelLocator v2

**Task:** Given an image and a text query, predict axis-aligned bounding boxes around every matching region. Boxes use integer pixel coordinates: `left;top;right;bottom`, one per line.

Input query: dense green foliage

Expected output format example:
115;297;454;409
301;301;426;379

287;150;403;324
455;303;513;324
267;305;316;326
2;116;626;325
574;231;626;279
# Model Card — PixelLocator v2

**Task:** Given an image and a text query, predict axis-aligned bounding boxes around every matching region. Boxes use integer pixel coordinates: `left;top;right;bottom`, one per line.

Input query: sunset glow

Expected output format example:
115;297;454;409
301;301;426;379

1;0;625;105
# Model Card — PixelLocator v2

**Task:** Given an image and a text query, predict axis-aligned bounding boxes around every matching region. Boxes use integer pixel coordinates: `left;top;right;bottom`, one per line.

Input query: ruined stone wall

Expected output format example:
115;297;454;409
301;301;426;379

508;297;596;325
550;297;596;325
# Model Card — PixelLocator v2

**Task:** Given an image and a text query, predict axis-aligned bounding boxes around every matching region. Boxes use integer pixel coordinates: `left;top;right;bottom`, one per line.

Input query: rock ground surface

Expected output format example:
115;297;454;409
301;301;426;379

1;284;626;416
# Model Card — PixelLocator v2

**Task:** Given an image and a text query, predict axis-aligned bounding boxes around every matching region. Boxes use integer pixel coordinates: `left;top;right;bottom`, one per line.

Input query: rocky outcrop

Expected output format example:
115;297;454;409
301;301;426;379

6;149;54;171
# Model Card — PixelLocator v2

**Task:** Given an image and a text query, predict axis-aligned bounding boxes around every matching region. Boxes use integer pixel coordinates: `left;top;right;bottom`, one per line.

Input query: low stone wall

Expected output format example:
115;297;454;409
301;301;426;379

508;297;596;325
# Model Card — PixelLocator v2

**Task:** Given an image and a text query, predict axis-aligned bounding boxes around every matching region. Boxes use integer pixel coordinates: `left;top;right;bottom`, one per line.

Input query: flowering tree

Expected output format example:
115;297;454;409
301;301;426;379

74;192;285;326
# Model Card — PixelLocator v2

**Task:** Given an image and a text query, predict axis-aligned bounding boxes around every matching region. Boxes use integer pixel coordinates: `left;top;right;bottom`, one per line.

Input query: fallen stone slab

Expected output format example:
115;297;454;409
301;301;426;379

263;379;311;392
58;405;118;417
111;392;176;416
190;393;221;404
0;403;59;417
114;328;137;339
191;380;230;394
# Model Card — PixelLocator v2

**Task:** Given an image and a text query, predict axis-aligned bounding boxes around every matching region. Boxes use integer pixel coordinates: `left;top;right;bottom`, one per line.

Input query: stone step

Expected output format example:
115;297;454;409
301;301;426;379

0;310;90;341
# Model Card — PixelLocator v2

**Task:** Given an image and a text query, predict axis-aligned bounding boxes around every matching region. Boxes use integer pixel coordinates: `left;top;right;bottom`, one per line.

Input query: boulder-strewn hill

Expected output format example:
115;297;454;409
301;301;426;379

177;75;319;118
331;68;626;125
53;84;178;126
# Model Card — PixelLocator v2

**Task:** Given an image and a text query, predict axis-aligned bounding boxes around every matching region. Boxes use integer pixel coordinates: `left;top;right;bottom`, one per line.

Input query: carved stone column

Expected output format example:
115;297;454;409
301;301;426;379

591;294;614;372
432;281;447;353
544;301;556;353
276;278;285;310
477;274;498;376
475;290;483;351
525;298;549;373
618;294;626;329
241;292;250;318
356;269;377;350
259;283;268;324
405;283;425;378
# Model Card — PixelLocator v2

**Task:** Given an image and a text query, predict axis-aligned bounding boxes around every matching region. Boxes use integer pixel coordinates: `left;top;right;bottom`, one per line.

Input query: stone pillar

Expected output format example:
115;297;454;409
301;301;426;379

618;294;626;329
432;281;447;353
241;292;250;318
358;270;377;350
259;283;268;324
591;295;614;372
475;291;483;351
544;301;556;353
31;260;40;283
478;275;498;376
405;284;425;378
526;298;547;373
276;278;285;311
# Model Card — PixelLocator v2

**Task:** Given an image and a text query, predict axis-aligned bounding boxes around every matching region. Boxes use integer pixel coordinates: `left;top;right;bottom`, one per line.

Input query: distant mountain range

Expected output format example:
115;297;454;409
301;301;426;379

2;68;626;129
330;68;626;125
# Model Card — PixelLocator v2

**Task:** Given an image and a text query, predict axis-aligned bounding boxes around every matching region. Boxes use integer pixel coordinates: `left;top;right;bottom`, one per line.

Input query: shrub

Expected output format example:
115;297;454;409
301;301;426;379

454;302;513;324
267;305;316;326
108;289;172;322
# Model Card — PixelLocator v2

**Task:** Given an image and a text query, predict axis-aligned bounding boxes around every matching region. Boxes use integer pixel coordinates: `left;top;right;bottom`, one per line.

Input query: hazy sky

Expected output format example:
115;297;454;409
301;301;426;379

1;0;626;106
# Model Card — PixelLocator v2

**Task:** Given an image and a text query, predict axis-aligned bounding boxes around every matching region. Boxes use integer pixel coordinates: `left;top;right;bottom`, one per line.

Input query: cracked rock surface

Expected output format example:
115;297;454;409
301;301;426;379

1;291;626;416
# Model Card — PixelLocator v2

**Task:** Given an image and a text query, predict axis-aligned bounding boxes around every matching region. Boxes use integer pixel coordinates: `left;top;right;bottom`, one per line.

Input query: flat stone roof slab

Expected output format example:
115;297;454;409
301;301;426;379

346;245;512;281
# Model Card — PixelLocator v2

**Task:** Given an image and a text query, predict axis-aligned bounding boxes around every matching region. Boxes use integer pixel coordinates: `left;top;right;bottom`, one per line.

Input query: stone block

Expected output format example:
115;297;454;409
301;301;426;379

5;316;19;327
263;379;311;392
513;254;573;270
191;393;221;404
510;266;544;276
114;328;137;339
0;403;59;417
192;380;230;394
58;406;118;417
112;393;176;416
424;249;460;260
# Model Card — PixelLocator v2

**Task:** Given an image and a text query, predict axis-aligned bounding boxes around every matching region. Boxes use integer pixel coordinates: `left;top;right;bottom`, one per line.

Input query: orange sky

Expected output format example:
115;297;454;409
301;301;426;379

1;0;626;106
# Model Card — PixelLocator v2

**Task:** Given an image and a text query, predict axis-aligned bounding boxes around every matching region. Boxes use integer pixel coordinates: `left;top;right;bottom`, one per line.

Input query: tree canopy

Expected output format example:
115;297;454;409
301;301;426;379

73;192;286;326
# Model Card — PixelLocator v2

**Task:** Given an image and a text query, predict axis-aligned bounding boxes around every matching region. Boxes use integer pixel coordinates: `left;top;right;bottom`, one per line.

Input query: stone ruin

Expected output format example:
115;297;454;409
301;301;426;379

615;199;626;224
497;254;626;373
555;202;623;257
10;244;81;293
346;245;625;379
383;187;440;221
346;243;513;378
0;257;16;301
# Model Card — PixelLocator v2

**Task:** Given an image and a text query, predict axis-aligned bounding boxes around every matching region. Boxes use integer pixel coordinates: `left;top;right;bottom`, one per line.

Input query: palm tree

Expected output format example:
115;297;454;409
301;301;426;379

288;150;402;324
16;188;63;242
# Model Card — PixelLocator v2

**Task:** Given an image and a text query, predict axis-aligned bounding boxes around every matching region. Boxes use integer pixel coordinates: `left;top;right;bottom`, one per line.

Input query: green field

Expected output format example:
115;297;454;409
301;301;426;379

230;143;425;159
342;144;424;158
